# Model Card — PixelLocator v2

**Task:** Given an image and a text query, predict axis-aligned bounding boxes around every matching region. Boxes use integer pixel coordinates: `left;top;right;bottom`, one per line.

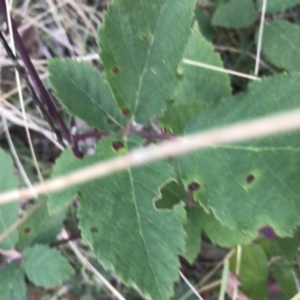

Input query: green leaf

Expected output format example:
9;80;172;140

178;73;300;236
49;136;186;300
195;5;215;41
276;228;300;261
48;58;125;130
176;25;231;104
23;244;74;287
160;25;230;134
273;261;298;298
99;0;197;123
184;207;203;264
212;0;257;29
0;263;26;300
230;245;268;300
18;205;65;250
184;206;254;264
0;148;19;249
257;0;300;13
200;209;254;247
159;102;207;135
48;147;82;214
259;20;300;72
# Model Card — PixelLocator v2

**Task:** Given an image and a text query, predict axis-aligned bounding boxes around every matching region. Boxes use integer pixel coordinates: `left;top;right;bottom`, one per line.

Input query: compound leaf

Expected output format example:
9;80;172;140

0;262;26;300
0;148;19;249
49;136;186;300
23;244;74;287
257;0;300;13
260;20;300;72
178;73;300;236
48;58;125;130
99;0;197;123
212;0;257;29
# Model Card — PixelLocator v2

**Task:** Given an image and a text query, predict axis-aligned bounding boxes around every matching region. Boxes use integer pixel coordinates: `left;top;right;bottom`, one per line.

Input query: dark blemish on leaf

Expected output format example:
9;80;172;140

246;174;255;184
112;141;124;151
24;227;31;234
122;108;130;116
90;227;98;234
112;67;119;74
260;226;275;241
188;182;200;192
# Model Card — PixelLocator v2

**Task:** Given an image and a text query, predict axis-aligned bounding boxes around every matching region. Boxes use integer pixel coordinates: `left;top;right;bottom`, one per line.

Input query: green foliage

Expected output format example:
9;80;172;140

175;26;231;104
48;59;125;130
3;0;300;299
230;245;268;300
178;73;300;236
273;261;298;297
259;20;300;72
160;25;230;134
276;228;300;261
0;148;19;249
212;0;257;29
18;205;65;250
49;136;186;300
23;244;74;287
0;263;26;300
99;0;197;123
257;0;300;13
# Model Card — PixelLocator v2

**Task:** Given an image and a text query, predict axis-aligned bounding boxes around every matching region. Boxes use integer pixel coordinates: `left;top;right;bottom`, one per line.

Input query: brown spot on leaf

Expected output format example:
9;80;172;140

246;174;255;184
112;141;124;151
90;227;98;234
24;227;31;234
112;67;119;74
188;182;200;192
122;108;130;116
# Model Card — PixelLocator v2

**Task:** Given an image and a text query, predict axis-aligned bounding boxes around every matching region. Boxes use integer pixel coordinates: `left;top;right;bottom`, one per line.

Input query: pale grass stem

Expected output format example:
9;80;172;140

255;0;268;76
5;0;44;185
1;108;300;205
182;59;260;81
61;229;126;300
232;245;242;300
179;271;204;300
179;248;236;300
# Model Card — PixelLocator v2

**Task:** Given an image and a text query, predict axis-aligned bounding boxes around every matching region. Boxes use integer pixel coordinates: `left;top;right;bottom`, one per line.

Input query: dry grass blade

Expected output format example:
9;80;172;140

1;108;300;204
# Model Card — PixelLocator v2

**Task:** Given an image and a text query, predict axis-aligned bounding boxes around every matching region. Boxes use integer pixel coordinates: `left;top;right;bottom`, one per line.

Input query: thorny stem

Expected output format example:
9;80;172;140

0;0;82;158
